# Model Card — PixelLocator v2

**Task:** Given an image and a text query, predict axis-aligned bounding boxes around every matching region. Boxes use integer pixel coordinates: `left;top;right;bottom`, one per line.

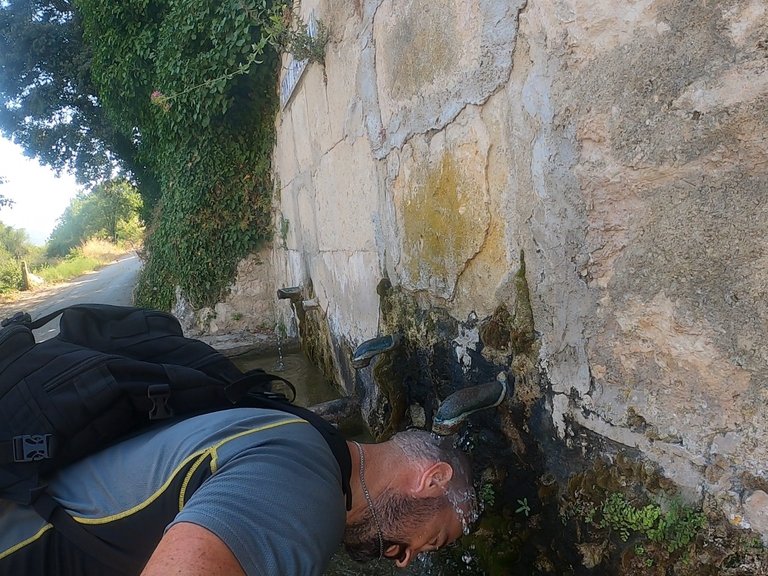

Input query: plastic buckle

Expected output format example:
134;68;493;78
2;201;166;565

1;311;32;328
148;384;174;420
13;434;53;462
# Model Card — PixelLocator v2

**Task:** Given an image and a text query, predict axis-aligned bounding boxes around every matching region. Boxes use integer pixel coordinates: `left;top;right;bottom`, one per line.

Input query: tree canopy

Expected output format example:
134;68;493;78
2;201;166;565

0;175;12;207
0;0;286;309
0;0;138;185
0;221;30;260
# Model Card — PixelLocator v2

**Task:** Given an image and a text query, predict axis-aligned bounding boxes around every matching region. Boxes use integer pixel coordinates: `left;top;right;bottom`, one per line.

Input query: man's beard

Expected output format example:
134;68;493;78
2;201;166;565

343;490;444;563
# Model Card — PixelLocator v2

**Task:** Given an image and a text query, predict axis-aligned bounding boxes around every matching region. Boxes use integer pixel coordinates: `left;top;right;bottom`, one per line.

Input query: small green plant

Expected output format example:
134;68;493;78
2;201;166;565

600;493;660;542
264;9;330;64
649;499;707;553
634;544;654;567
478;483;496;508
283;18;329;63
598;493;705;553
231;312;243;321
515;498;531;517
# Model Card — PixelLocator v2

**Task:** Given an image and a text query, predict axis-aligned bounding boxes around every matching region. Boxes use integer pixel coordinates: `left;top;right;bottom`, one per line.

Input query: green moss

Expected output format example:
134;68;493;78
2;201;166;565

438;513;526;576
479;251;535;355
554;451;768;574
377;278;448;347
510;251;535;354
370;346;408;440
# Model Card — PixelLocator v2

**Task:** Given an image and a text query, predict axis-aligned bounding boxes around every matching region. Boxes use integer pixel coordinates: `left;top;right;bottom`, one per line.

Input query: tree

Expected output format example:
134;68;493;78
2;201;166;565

0;221;31;291
0;221;30;259
47;178;142;256
3;0;285;308
89;179;142;242
0;175;12;207
0;0;159;204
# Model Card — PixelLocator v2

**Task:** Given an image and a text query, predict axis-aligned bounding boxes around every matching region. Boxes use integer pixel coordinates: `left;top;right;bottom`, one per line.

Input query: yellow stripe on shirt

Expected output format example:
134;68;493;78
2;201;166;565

74;417;308;525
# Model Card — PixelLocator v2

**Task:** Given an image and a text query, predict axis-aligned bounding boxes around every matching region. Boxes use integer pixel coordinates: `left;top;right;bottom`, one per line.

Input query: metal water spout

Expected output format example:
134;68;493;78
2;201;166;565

301;298;320;311
432;373;511;436
351;333;402;369
277;286;303;302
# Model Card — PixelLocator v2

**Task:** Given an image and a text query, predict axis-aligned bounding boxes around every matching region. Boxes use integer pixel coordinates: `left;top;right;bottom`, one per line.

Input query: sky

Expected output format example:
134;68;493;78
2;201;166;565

0;136;82;245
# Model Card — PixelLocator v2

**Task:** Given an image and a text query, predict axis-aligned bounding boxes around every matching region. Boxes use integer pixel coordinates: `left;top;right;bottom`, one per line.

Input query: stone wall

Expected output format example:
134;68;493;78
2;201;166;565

264;0;768;536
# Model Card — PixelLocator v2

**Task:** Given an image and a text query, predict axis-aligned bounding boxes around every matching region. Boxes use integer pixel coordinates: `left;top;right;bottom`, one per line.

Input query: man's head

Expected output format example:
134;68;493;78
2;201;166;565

344;430;476;567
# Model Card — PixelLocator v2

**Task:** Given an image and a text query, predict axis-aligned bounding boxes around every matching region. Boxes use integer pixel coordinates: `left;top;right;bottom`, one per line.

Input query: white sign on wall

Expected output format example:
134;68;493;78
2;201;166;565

279;11;318;109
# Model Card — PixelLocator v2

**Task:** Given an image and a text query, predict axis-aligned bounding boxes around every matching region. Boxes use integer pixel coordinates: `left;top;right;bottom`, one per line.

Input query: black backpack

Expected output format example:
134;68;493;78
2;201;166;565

0;303;351;509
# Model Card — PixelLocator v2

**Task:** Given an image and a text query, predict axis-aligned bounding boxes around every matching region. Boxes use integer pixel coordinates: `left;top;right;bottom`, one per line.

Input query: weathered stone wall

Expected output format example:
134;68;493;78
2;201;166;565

178;247;278;350
264;0;768;536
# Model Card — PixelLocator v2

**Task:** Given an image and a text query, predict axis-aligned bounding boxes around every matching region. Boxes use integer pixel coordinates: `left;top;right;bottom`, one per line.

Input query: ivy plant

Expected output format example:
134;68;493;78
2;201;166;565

77;0;286;309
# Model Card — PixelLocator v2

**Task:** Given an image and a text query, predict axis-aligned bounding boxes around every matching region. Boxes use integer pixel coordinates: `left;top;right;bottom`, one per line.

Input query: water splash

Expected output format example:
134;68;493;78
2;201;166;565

274;321;286;372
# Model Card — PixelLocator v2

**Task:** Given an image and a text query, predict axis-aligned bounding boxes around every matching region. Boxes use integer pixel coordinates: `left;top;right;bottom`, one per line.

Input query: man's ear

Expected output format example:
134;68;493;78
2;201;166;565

415;461;454;495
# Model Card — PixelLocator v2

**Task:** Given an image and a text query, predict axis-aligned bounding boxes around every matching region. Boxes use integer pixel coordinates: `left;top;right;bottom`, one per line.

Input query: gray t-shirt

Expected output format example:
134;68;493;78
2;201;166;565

0;408;347;576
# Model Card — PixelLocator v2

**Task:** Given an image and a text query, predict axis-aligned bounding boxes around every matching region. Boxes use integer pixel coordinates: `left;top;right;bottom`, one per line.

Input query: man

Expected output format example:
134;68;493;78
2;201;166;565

0;407;476;575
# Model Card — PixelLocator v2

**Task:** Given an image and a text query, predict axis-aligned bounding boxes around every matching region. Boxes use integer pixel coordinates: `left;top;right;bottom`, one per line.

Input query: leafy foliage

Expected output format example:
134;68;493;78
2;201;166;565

0;222;32;260
0;175;12;208
134;124;275;308
47;179;143;257
36;238;128;284
598;492;706;553
0;222;40;291
264;8;329;64
2;0;290;309
75;0;284;309
0;1;135;184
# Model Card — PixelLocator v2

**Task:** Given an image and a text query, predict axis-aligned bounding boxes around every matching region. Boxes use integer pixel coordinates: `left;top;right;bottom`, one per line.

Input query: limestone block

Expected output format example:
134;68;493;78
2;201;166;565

391;106;491;300
189;249;277;335
286;249;309;290
264;0;768;536
274;60;301;188
287;88;314;169
301;64;334;154
371;0;525;154
526;0;768;498
450;90;519;321
295;182;320;255
744;491;768;540
321;23;366;145
277;172;313;252
224;254;277;332
563;0;667;61
312;250;380;346
314;138;378;252
591;292;751;452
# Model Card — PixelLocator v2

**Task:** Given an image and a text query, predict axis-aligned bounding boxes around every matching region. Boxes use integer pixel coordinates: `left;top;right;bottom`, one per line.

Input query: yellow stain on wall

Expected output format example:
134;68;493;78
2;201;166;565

401;153;485;292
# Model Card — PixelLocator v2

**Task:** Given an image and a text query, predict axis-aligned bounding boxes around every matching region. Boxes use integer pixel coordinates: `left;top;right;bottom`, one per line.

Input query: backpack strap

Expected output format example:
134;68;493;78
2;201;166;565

32;492;141;573
224;371;297;403
24;307;65;330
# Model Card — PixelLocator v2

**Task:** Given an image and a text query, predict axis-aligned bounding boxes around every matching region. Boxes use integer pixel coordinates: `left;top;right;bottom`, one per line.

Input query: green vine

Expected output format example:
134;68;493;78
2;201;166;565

76;0;332;310
77;0;289;309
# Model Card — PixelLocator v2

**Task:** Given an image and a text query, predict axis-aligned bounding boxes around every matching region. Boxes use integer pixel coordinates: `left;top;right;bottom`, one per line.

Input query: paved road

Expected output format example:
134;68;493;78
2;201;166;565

0;252;143;340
